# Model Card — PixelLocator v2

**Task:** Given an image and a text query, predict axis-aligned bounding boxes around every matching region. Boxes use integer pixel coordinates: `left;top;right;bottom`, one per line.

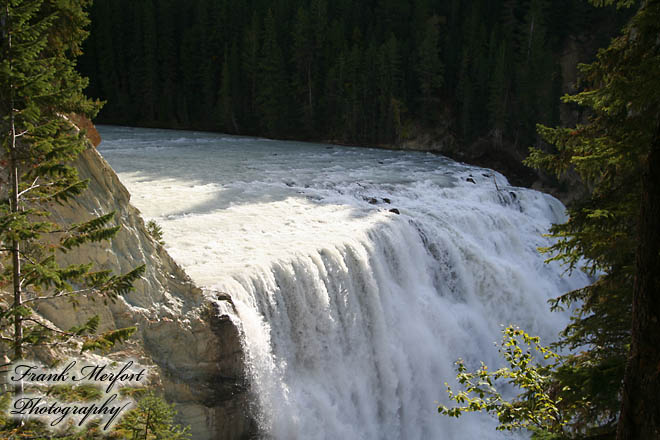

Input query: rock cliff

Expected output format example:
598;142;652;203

34;119;255;439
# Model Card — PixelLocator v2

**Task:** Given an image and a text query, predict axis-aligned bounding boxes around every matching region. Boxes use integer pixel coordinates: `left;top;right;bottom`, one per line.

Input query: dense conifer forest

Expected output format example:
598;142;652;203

4;0;659;438
78;0;626;149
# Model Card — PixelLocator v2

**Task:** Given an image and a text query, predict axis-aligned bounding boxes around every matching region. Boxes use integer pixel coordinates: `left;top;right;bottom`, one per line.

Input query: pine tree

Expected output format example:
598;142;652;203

416;15;444;124
139;0;158;124
0;0;144;396
516;0;554;141
113;392;191;440
377;34;402;143
488;40;511;145
528;3;659;438
217;54;234;133
155;0;179;125
242;12;261;132
438;1;659;438
292;5;315;136
257;9;289;136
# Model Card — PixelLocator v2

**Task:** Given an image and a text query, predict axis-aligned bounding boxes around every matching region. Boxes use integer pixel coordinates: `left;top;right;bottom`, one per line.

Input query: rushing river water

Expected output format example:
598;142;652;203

97;125;589;440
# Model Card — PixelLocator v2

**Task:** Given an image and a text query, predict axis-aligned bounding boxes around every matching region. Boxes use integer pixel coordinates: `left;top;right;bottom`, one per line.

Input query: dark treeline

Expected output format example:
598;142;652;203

78;0;625;148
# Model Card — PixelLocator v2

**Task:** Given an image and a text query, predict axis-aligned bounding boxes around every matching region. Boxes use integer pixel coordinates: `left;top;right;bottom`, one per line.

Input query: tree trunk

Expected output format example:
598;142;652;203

10;147;24;399
617;118;660;439
5;2;24;397
10;120;23;387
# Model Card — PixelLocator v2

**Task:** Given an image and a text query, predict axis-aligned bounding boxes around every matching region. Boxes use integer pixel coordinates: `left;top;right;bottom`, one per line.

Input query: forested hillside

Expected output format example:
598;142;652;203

78;0;625;152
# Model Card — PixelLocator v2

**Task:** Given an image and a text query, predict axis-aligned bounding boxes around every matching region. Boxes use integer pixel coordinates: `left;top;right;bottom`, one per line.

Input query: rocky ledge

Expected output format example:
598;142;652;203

34;118;255;439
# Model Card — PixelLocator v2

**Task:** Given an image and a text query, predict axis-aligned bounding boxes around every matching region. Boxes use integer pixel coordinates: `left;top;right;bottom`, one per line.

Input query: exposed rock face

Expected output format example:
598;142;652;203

67;113;103;147
36;121;255;439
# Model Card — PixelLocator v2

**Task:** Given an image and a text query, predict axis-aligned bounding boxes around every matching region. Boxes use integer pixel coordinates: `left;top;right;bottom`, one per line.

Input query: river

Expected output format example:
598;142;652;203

97;125;589;440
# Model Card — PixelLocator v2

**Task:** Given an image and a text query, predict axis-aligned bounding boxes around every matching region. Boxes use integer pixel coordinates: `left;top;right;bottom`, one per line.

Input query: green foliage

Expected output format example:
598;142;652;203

257;9;290;136
146;220;165;246
416;15;444;124
0;379;105;438
80;326;137;353
525;1;660;434
0;0;143;365
438;326;576;436
79;0;627;148
0;380;188;439
441;1;660;438
61;212;121;251
112;392;191;440
46;383;104;402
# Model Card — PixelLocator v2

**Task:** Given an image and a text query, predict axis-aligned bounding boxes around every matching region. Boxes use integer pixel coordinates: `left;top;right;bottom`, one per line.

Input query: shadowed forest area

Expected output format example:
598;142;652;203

78;0;627;151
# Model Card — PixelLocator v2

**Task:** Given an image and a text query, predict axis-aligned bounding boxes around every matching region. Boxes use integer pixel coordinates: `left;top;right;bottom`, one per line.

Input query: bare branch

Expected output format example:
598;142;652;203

22;318;75;337
23;287;96;304
17;177;39;198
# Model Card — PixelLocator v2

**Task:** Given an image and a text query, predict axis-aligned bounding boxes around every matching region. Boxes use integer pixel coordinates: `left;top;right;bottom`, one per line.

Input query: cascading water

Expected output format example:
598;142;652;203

97;125;589;439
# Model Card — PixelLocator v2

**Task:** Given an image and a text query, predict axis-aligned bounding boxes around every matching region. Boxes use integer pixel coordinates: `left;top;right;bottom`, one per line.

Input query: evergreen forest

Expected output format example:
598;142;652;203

78;0;627;150
4;0;658;438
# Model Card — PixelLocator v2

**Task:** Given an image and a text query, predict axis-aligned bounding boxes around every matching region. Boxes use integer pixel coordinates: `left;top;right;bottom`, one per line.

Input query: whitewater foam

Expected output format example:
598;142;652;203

98;125;588;439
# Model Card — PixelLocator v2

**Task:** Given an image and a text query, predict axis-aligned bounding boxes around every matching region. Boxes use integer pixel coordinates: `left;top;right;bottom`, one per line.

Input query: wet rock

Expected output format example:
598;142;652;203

389;208;400;215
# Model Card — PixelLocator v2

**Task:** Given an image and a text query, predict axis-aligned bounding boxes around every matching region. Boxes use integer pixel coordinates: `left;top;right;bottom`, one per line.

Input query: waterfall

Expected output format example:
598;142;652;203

211;184;586;440
97;125;589;440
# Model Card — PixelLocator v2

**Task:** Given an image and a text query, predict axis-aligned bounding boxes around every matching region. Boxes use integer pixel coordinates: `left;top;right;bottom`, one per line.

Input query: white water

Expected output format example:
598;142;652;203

97;125;589;440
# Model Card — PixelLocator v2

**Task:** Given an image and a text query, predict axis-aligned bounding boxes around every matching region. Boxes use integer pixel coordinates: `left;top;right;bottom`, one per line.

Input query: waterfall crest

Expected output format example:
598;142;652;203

214;187;585;440
97;125;589;439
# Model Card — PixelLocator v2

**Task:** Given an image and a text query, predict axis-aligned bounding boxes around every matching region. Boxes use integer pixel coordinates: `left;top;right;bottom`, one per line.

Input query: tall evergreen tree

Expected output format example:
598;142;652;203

139;0;158;123
292;5;316;136
77;0;627;148
438;1;659;438
488;40;511;145
0;0;144;397
528;3;659;436
242;12;261;132
416;15;444;124
217;54;235;133
257;9;289;135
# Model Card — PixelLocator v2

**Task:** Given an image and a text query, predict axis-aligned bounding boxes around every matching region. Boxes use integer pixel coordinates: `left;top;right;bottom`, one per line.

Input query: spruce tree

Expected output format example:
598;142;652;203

488;40;511;145
528;2;658;437
242;12;261;133
113;392;191;440
0;0;144;396
292;5;316;136
438;1;660;438
416;15;444;125
257;9;289;136
217;55;234;133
